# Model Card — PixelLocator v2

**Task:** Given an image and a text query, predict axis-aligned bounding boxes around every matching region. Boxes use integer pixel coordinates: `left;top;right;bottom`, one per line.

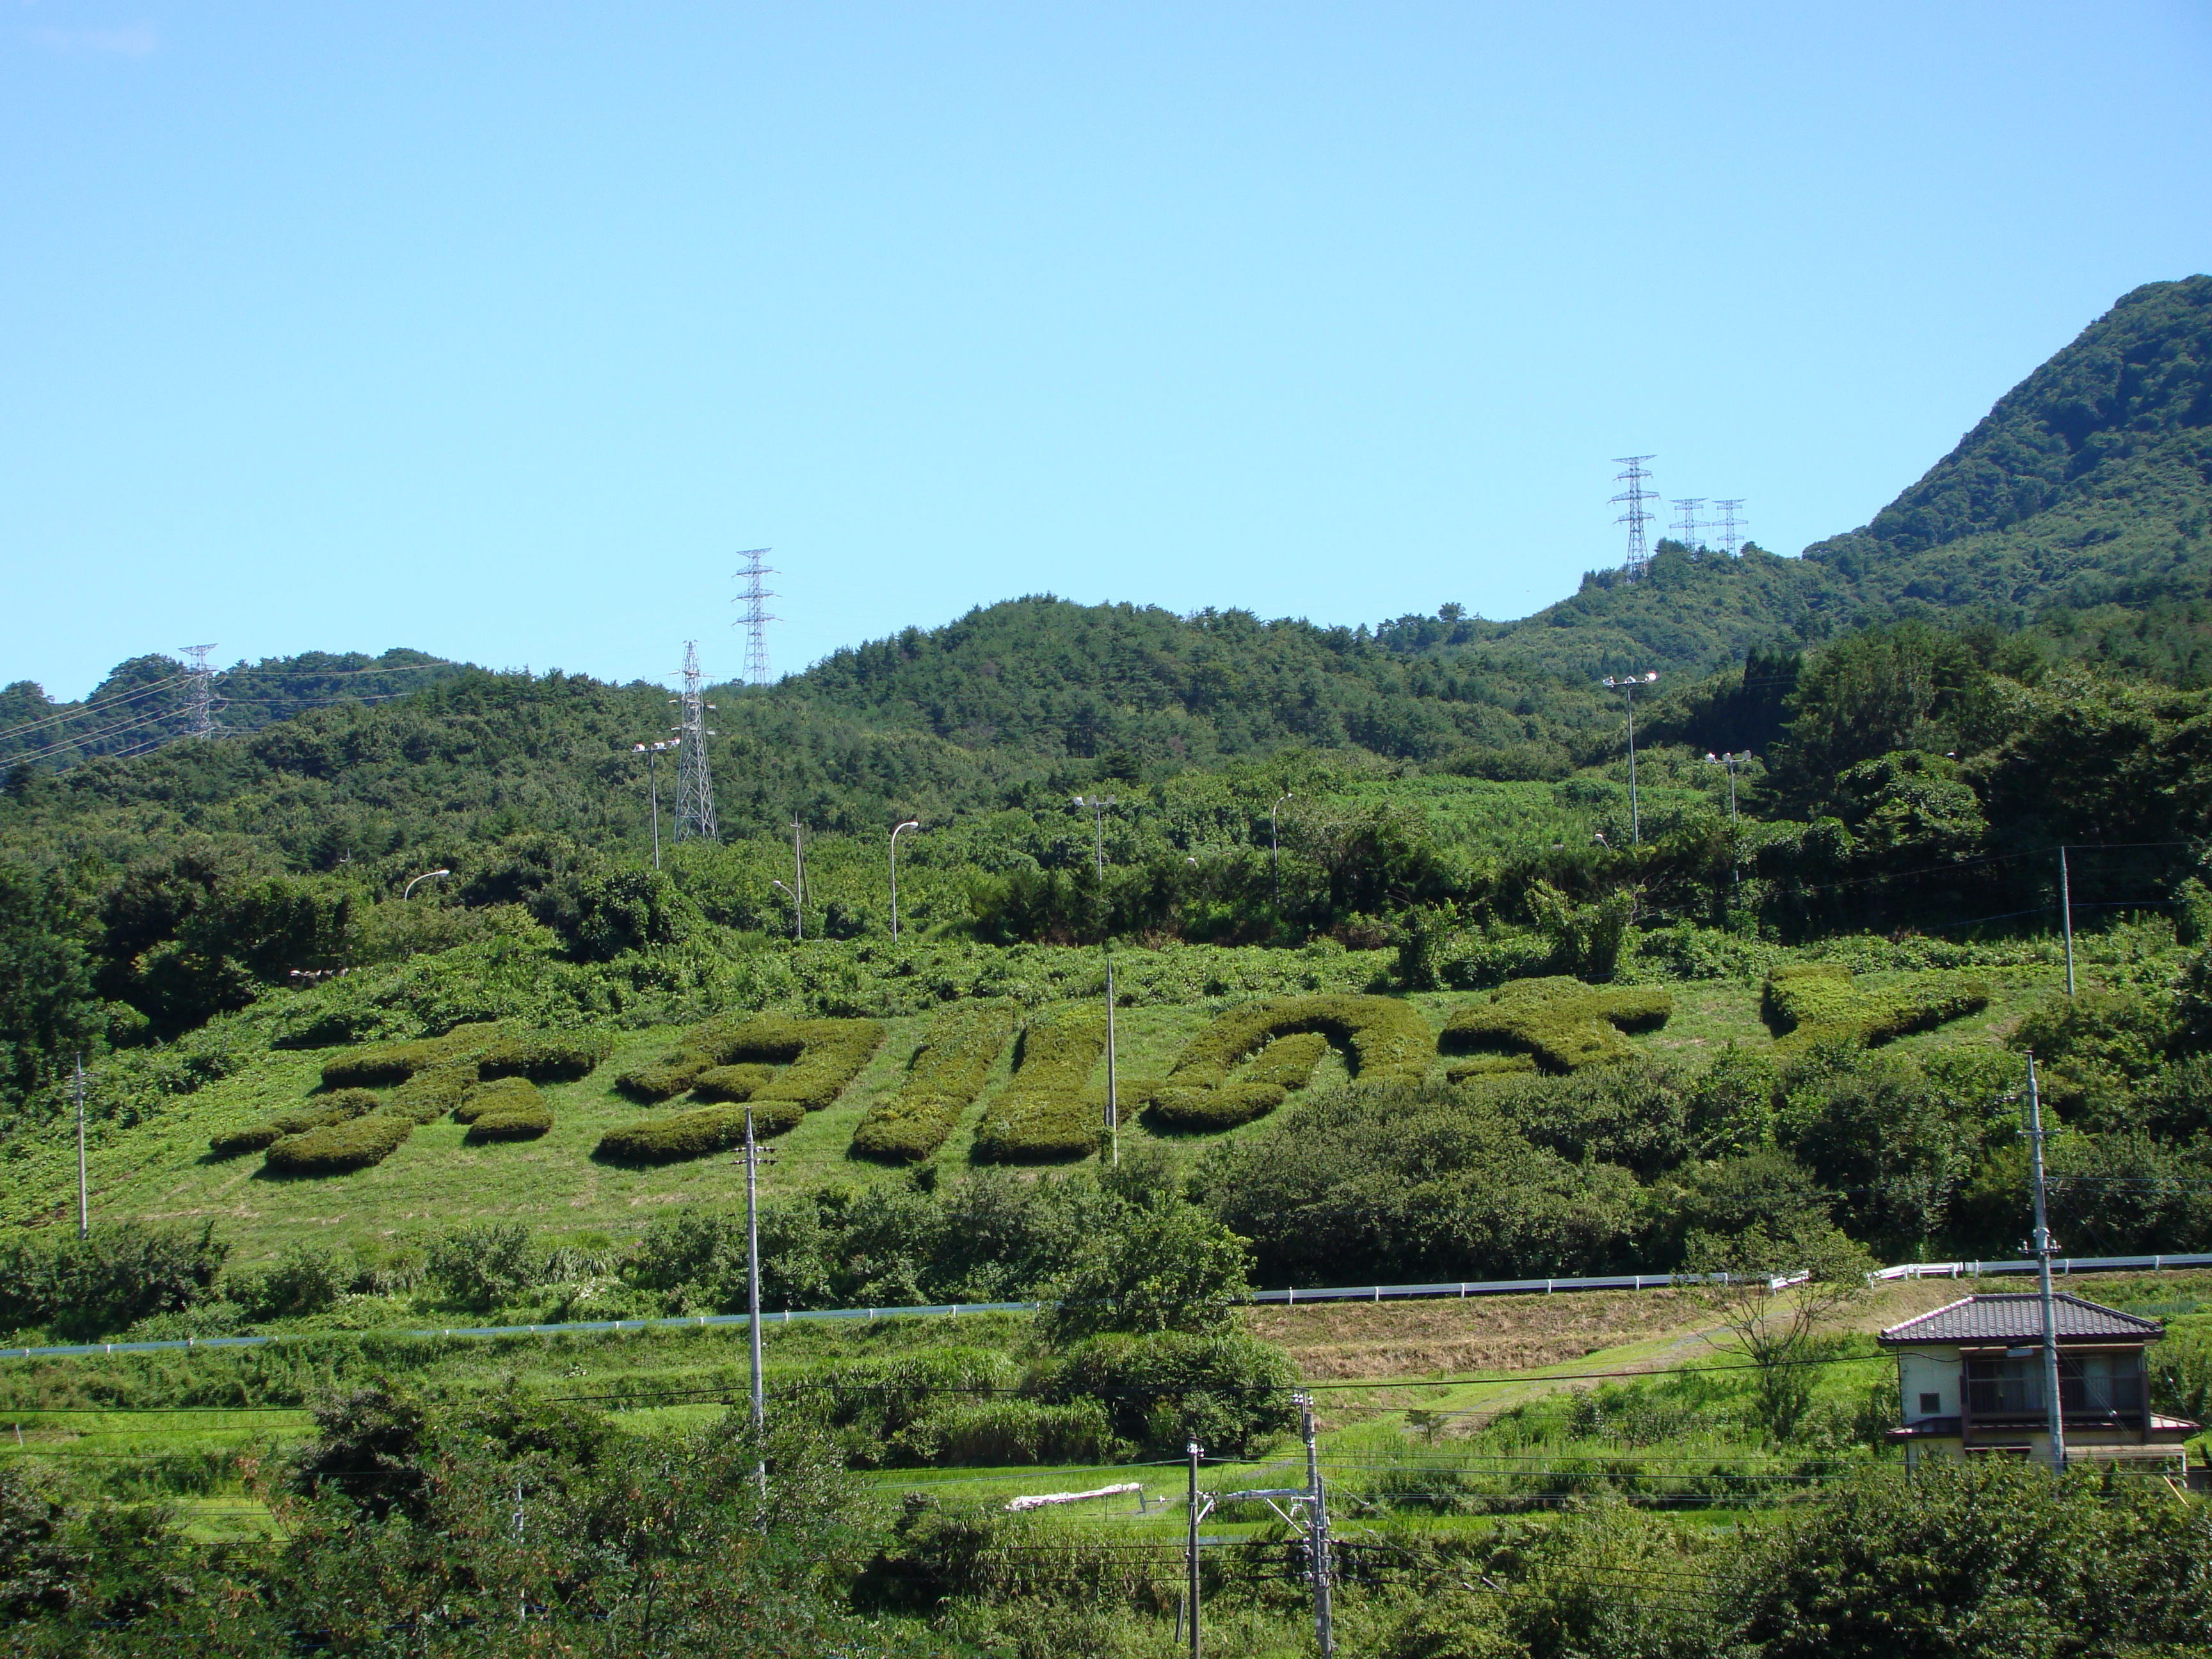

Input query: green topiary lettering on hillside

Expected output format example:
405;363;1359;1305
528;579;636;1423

851;1001;1022;1164
1759;963;1988;1056
1440;975;1671;1075
1142;994;1433;1131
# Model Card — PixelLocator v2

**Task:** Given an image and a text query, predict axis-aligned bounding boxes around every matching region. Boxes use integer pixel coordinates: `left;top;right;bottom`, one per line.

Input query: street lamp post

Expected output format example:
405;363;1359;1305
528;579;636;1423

1270;791;1293;909
889;819;921;942
1072;794;1120;1167
1599;672;1659;844
771;879;801;942
401;869;452;901
1704;750;1748;824
632;741;677;869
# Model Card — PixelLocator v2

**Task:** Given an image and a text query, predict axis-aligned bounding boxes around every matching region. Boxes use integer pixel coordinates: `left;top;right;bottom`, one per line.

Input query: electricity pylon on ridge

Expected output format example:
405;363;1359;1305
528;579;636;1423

733;549;777;687
1610;456;1658;579
671;641;717;843
1713;499;1748;556
1672;498;1707;550
179;645;225;738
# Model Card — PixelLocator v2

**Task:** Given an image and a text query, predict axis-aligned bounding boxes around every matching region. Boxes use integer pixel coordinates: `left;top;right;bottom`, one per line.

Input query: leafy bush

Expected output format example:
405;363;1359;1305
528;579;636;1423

0;1221;227;1340
1197;1082;1642;1286
888;1397;1126;1468
595;1100;801;1164
425;1222;541;1311
262;1111;413;1176
1440;975;1671;1073
1762;963;1988;1055
1042;1199;1251;1342
1144;994;1432;1130
228;1243;348;1319
852;1002;1021;1163
473;1028;612;1082
207;1087;382;1157
1035;1330;1297;1456
970;1004;1109;1162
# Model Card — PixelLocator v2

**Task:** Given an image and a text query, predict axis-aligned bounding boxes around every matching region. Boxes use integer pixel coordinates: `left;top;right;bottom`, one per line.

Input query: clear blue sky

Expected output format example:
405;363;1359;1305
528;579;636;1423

4;2;2208;700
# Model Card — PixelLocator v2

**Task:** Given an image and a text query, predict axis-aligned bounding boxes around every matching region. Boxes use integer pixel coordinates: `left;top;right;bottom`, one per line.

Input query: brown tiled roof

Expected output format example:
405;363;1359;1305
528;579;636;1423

1879;1293;2164;1345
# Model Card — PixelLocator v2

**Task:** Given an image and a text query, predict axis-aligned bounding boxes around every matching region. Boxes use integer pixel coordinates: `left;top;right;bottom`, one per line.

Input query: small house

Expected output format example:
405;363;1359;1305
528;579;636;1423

1878;1292;2197;1470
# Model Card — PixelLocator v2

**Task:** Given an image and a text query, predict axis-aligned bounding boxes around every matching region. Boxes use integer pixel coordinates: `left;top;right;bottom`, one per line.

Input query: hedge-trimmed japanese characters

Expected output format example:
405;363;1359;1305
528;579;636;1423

595;1100;800;1164
1441;976;1671;1073
1761;963;1989;1055
852;1002;1022;1163
207;1088;383;1158
1145;995;1432;1130
970;1005;1110;1162
475;1029;613;1082
614;1016;885;1109
458;1078;554;1142
318;1023;499;1089
264;1111;415;1175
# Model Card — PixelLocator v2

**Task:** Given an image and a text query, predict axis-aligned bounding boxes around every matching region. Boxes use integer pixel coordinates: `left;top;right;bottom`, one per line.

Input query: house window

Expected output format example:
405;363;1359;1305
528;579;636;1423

2061;1352;2140;1416
1964;1358;2041;1416
1919;1392;1943;1416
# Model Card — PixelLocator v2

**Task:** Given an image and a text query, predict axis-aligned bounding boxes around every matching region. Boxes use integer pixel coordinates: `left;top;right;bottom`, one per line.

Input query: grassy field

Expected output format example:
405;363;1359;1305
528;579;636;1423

21;956;2078;1270
10;1269;2205;1546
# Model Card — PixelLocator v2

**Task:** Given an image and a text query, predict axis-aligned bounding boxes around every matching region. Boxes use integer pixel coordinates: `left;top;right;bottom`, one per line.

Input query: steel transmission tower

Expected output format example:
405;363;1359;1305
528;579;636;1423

671;642;718;843
1713;499;1747;556
179;645;225;737
1671;498;1707;550
733;549;777;687
1610;456;1658;579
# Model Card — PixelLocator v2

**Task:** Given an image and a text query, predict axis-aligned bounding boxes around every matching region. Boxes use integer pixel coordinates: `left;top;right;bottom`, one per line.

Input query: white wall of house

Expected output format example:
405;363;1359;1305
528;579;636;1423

1898;1347;1959;1420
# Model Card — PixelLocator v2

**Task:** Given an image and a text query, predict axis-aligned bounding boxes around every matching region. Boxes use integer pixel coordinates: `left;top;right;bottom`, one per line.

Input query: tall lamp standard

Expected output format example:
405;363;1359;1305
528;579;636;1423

401;869;452;901
1073;794;1121;1167
1599;672;1659;844
632;741;678;869
1704;751;1749;824
771;879;801;942
1270;791;1294;908
888;819;921;941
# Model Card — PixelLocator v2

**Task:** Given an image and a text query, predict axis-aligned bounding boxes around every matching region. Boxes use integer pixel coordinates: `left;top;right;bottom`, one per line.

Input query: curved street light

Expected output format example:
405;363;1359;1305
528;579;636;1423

1704;750;1750;825
632;740;678;869
401;869;451;901
1599;671;1659;844
1270;790;1294;908
889;819;922;942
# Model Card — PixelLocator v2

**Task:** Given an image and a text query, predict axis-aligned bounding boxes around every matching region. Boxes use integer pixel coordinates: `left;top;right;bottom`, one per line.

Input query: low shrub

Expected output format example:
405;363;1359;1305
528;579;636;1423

1441;976;1672;1073
474;1028;613;1082
263;1111;415;1175
1144;995;1432;1130
691;1063;778;1103
892;1397;1127;1468
852;1002;1022;1163
1762;964;1990;1055
425;1222;541;1311
208;1087;383;1157
1445;1055;1539;1082
0;1222;228;1340
971;1005;1109;1163
317;1023;499;1089
595;1100;803;1164
467;1098;553;1142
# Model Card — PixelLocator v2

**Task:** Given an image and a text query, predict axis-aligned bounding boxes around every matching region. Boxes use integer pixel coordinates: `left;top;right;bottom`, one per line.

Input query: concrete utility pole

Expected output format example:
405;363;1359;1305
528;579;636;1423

1270;791;1293;909
1073;795;1121;1166
75;1054;87;1240
1704;751;1747;824
2025;1054;2067;1474
1185;1439;1203;1659
744;1107;772;1503
1300;1393;1334;1657
2060;846;2076;999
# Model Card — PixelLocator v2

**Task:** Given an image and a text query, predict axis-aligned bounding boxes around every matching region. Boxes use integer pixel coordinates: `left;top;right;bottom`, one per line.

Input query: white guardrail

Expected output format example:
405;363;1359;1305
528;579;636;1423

8;1253;2212;1364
